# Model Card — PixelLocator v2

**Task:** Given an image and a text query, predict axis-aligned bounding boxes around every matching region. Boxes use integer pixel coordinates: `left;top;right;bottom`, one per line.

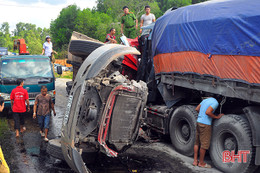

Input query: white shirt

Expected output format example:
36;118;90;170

43;42;53;57
141;13;155;26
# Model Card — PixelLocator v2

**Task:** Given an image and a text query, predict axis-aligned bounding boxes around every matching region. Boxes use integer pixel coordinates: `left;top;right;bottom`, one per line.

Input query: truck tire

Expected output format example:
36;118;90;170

169;105;197;156
210;114;256;173
66;81;73;95
46;138;64;161
69;40;103;58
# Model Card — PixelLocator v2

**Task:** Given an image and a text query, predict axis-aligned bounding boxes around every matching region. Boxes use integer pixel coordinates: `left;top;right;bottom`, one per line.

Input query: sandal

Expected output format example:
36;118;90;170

192;160;198;166
199;163;212;168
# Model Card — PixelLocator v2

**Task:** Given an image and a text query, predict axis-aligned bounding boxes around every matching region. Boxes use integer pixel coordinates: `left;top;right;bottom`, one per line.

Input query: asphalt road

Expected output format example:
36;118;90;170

6;78;258;173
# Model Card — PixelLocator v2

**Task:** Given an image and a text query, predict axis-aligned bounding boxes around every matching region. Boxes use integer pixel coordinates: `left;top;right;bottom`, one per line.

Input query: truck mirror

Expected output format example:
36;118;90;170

57;66;62;75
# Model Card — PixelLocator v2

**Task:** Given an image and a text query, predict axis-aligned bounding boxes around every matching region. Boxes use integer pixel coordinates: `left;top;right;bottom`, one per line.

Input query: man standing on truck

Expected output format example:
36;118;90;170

193;97;224;168
33;86;56;142
10;79;30;137
41;36;56;62
140;5;156;33
121;6;138;39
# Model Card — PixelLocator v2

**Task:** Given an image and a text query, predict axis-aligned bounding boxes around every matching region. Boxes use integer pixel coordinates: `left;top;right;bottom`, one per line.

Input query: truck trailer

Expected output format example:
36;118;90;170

47;0;260;173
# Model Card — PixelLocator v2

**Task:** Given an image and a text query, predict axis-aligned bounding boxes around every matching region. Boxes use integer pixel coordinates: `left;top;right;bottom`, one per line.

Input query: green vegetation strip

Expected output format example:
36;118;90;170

54;71;73;79
0;118;18;172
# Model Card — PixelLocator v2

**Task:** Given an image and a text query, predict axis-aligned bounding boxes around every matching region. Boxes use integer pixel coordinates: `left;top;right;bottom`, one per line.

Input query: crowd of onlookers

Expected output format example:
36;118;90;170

4;79;56;142
105;5;156;44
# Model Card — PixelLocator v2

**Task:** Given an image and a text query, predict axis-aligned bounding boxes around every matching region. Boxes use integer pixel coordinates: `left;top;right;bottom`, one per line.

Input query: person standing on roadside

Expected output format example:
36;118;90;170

10;79;30;137
121;6;138;39
140;5;156;33
41;36;57;61
33;86;56;142
0;96;4;112
105;28;117;44
193;97;224;168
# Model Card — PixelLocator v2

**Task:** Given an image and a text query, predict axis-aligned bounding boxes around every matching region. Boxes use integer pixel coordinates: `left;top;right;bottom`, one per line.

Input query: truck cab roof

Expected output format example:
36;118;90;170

0;55;50;60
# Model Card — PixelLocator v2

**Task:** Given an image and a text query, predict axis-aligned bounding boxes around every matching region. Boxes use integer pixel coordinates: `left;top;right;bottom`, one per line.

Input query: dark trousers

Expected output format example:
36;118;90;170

13;112;25;130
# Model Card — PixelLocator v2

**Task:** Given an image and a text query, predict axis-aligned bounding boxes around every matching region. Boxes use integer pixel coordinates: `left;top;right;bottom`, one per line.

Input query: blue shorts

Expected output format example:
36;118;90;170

37;114;50;130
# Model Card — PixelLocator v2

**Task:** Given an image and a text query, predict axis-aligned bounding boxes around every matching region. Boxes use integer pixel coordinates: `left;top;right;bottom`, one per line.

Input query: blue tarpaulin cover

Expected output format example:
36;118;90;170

152;0;260;57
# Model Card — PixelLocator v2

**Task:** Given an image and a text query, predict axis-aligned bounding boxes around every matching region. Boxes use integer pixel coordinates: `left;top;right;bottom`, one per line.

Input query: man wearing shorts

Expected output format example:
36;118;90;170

10;79;30;137
33;86;56;142
193;97;224;168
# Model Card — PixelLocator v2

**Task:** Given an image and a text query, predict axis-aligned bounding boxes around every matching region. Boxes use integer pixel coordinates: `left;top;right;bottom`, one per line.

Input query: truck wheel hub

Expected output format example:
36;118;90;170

181;124;190;138
224;137;237;151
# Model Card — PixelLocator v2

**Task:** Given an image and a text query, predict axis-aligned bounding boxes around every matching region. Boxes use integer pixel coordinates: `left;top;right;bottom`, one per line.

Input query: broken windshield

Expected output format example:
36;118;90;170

1;58;53;78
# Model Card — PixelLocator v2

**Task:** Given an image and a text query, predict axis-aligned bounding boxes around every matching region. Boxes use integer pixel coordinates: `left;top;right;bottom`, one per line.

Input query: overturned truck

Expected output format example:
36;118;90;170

48;0;260;173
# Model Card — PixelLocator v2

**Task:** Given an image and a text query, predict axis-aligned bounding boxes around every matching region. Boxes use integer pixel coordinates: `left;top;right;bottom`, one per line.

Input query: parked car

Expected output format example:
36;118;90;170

0;47;8;57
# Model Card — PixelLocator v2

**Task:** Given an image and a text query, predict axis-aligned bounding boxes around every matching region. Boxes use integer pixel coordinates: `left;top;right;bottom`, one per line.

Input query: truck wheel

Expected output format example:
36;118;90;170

210;114;256;173
69;40;103;58
47;138;64;161
169;105;197;156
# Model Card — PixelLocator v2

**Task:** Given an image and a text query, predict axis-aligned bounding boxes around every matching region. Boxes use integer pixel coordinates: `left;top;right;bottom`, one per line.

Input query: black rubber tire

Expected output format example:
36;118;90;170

46;138;65;161
210;114;256;173
66;81;73;95
169;105;197;156
69;40;103;58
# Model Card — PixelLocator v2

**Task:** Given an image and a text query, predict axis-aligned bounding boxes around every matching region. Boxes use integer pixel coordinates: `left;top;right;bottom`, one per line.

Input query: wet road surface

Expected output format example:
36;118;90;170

3;78;260;173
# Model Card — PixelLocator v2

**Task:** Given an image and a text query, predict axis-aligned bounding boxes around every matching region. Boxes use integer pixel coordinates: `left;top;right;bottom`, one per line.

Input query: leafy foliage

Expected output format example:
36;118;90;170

0;22;50;55
50;5;80;51
0;0;208;58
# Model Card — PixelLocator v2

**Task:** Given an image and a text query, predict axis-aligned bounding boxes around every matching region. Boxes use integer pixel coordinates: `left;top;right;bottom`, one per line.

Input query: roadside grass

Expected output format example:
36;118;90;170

54;71;73;79
0;118;9;138
0;117;19;172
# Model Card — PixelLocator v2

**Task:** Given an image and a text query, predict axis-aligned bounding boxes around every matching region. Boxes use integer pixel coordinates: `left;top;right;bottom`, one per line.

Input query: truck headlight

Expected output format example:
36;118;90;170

0;93;10;100
48;90;56;97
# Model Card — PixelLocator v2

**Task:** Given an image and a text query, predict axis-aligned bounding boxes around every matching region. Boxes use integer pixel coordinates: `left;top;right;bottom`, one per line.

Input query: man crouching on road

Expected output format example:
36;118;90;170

193;97;224;168
33;86;56;142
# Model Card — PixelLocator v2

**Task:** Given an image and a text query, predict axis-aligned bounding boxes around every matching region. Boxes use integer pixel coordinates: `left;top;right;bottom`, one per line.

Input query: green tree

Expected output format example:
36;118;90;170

156;0;191;12
75;8;113;42
96;0;161;20
1;22;10;34
50;5;80;50
0;22;13;51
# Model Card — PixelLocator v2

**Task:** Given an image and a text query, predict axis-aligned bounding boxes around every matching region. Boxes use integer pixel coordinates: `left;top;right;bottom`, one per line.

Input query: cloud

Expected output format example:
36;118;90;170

0;0;96;32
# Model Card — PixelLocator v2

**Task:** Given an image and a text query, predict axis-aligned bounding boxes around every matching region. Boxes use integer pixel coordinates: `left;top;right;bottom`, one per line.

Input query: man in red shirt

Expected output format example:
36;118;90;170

105;28;117;44
10;79;30;137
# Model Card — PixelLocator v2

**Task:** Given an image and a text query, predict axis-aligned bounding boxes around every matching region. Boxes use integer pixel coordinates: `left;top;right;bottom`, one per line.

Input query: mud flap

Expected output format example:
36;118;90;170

71;148;90;173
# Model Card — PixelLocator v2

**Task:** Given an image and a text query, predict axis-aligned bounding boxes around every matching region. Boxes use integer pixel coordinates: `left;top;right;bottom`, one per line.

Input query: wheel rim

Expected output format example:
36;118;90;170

217;130;238;155
175;118;191;144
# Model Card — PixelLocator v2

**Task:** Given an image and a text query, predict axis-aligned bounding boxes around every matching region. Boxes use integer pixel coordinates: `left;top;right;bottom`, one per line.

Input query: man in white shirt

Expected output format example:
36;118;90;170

140;5;156;33
41;36;56;60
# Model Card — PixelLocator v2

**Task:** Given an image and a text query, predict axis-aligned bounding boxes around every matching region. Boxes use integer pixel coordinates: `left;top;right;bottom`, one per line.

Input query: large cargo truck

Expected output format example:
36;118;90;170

47;0;260;173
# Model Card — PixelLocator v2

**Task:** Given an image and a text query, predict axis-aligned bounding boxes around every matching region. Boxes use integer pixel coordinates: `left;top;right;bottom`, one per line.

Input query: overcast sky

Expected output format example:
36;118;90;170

0;0;97;32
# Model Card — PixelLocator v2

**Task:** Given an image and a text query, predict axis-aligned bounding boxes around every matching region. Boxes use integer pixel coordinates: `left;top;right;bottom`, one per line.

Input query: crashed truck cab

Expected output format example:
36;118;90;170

60;42;147;172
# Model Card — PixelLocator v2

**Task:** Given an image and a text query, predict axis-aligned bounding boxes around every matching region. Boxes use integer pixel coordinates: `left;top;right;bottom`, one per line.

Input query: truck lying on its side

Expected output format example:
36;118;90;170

47;0;260;173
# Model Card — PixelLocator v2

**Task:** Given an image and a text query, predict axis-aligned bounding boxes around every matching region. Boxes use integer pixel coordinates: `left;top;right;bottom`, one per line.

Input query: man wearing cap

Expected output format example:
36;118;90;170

121;6;138;39
41;36;56;61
